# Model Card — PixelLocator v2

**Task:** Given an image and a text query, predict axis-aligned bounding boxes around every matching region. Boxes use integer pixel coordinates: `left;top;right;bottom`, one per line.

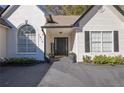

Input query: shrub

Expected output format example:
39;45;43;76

92;55;124;65
122;57;124;64
0;57;8;65
93;55;108;64
0;57;39;66
114;55;124;64
83;55;92;63
107;56;116;65
82;55;124;65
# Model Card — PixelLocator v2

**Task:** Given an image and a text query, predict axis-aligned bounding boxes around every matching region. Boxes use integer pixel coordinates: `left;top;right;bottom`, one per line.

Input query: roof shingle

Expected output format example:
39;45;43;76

44;15;80;27
0;18;11;28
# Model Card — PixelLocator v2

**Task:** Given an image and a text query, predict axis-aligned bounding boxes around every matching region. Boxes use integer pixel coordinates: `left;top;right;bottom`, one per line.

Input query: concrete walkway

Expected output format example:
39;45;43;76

38;57;124;87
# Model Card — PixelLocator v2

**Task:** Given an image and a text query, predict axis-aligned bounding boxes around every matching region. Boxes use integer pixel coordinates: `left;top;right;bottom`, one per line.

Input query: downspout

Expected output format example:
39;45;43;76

41;28;46;62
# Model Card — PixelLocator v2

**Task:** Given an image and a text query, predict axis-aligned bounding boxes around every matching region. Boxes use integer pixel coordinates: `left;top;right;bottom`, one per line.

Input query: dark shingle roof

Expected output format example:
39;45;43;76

0;18;11;28
0;5;11;28
113;5;124;16
42;15;79;28
0;6;4;14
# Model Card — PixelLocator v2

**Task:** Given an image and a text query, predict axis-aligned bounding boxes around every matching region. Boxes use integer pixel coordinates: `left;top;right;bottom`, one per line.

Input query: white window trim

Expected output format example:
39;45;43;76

16;25;37;54
89;31;114;53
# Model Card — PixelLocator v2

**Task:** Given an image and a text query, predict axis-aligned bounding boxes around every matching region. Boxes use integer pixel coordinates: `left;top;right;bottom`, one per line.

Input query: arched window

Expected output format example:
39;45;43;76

17;24;36;53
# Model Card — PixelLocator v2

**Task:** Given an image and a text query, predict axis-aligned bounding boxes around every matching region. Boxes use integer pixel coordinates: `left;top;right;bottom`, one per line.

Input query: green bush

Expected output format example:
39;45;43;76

83;55;92;63
93;55;108;64
114;55;124;64
1;57;39;66
107;56;116;65
84;55;124;65
122;57;124;64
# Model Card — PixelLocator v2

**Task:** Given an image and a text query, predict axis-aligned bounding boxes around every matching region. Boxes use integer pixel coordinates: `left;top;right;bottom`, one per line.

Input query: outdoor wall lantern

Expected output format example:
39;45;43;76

59;32;63;34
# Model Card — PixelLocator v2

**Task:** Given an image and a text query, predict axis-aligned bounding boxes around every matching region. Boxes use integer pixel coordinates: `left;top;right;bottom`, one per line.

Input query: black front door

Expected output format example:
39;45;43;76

54;37;68;55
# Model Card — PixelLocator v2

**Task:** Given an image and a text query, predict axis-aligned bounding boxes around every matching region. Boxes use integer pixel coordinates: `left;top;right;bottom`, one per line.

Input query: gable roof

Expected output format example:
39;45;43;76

1;5;50;18
113;5;124;16
43;15;80;28
0;18;11;28
0;5;11;28
0;5;10;16
53;16;80;25
73;5;124;26
73;5;94;26
0;5;124;29
42;6;94;28
42;5;124;28
42;5;96;28
0;5;49;28
0;6;4;14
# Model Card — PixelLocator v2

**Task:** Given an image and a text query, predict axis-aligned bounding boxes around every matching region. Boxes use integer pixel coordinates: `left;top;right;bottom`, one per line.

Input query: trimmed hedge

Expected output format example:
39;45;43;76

0;57;41;66
83;55;124;65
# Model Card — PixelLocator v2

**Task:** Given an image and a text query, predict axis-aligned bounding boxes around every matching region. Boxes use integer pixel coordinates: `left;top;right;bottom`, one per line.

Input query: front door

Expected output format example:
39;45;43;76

54;37;68;56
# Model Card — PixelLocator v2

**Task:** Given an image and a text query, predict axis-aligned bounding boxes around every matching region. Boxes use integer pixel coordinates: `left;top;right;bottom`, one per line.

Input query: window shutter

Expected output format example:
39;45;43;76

85;31;90;52
114;31;119;52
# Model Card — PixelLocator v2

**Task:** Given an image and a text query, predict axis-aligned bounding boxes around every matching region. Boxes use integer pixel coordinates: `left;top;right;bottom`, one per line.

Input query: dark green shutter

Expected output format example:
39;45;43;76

114;31;119;52
85;31;90;52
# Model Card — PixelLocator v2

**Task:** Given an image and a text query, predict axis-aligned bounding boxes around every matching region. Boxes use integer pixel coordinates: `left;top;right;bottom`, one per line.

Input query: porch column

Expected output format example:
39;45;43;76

75;28;83;62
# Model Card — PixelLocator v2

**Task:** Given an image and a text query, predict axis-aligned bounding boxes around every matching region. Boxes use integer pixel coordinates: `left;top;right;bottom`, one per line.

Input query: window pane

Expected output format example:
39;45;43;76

18;45;26;52
27;45;36;52
102;31;112;42
91;42;101;52
28;35;36;44
102;42;112;52
17;24;36;53
91;32;101;42
18;36;26;44
90;31;112;52
91;32;101;52
102;31;112;52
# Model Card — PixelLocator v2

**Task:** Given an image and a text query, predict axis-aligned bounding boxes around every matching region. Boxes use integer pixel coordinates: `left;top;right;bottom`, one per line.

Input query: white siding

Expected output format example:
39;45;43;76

0;26;8;57
6;6;47;60
77;6;124;62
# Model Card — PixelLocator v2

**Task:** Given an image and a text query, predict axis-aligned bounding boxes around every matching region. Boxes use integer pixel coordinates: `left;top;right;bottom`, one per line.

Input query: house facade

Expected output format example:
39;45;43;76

0;5;124;62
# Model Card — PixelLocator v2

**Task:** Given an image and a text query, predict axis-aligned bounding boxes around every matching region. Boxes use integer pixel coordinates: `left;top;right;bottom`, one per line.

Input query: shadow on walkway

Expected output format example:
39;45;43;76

0;62;53;87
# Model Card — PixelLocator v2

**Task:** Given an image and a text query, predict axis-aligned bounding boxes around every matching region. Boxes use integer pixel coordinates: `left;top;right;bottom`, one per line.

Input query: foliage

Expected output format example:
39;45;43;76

93;55;108;64
83;55;124;65
45;5;90;15
0;57;39;66
107;56;116;65
83;55;92;63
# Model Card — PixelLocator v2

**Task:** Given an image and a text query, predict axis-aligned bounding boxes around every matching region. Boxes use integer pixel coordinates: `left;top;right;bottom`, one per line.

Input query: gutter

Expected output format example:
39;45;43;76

41;25;74;28
0;24;11;29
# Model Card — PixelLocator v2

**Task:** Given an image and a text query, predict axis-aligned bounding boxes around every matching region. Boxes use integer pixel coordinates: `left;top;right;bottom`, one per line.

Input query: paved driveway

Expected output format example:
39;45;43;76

38;57;124;87
0;63;51;87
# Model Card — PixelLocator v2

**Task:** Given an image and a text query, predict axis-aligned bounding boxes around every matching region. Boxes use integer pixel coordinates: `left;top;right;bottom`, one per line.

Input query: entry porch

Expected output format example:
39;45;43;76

45;27;77;57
